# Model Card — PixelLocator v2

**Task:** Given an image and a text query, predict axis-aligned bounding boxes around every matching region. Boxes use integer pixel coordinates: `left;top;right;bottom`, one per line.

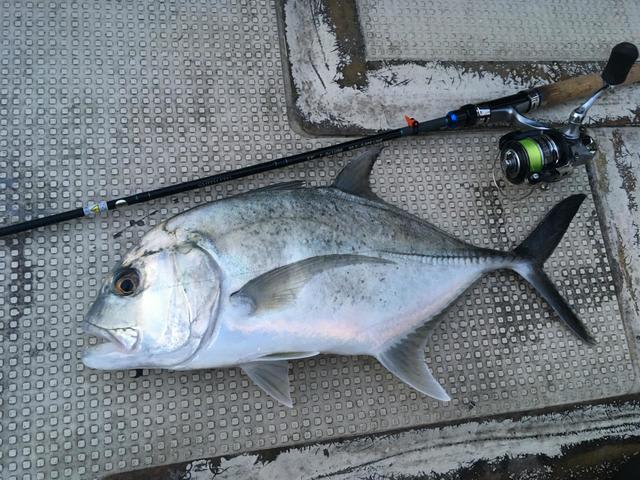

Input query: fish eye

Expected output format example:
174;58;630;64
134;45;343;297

113;268;140;296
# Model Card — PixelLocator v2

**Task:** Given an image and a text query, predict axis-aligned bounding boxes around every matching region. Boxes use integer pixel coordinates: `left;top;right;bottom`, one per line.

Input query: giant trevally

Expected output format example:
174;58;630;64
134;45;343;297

83;148;594;406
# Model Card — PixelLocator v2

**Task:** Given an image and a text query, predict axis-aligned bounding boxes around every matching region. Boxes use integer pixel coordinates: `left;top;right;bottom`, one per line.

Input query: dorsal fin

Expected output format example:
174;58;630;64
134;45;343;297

377;323;451;401
332;146;384;201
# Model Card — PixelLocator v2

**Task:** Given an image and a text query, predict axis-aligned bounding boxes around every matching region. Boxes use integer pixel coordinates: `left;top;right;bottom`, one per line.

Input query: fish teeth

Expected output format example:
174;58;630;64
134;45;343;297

111;327;139;350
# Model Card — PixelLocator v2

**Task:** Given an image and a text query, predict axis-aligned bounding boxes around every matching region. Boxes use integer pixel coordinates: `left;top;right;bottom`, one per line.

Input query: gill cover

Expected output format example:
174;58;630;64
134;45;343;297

83;235;220;369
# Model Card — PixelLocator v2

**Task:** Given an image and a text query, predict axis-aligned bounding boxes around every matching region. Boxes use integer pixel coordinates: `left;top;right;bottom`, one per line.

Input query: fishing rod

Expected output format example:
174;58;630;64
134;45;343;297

1;42;638;238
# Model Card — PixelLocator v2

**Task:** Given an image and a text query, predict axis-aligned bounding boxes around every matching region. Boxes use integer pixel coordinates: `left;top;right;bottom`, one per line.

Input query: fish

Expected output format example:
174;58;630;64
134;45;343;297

82;147;595;407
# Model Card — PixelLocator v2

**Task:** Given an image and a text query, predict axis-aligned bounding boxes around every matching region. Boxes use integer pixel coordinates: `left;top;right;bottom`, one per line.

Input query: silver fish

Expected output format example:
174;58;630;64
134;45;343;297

83;148;594;407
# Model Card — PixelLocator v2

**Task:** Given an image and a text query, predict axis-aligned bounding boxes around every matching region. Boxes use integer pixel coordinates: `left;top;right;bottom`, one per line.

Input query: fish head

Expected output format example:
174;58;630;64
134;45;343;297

83;228;220;370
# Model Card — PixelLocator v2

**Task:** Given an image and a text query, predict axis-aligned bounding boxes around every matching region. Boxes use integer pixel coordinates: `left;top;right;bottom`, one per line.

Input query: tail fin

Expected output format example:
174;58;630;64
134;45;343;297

509;194;595;344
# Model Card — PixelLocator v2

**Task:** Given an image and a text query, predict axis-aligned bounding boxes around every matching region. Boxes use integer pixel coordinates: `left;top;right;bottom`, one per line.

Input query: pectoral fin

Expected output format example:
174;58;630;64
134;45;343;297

241;361;293;408
377;324;450;401
231;254;392;313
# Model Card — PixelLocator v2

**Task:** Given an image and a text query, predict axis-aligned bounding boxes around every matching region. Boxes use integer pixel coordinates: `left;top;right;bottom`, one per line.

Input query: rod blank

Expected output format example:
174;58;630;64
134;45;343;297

1;50;639;238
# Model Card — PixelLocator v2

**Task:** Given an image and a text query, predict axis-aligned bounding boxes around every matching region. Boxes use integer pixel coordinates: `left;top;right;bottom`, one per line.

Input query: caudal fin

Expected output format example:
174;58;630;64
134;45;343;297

510;194;596;344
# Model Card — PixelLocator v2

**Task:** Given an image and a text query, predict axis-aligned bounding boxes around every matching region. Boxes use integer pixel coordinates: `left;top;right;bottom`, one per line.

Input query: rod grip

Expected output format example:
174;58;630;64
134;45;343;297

602;42;639;85
537;64;640;109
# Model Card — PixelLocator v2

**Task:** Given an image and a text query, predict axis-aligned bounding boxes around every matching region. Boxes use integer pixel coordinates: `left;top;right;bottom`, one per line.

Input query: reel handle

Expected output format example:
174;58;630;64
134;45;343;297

602;42;639;85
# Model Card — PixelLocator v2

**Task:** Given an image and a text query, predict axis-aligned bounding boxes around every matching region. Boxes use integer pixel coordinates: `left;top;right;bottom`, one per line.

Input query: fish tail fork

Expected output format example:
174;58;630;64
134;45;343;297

508;194;595;344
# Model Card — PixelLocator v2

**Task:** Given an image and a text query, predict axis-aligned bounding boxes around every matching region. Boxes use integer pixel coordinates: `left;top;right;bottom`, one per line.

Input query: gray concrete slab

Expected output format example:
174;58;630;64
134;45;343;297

280;0;640;134
106;396;640;480
589;128;640;383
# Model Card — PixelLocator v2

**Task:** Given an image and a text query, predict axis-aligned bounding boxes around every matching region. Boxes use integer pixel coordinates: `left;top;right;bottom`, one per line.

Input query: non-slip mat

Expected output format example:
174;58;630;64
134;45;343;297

0;1;634;478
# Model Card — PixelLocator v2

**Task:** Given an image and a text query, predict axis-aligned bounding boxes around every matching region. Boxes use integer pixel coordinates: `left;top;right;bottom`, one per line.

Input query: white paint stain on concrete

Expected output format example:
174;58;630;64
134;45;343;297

181;400;640;479
591;128;640;375
284;0;640;132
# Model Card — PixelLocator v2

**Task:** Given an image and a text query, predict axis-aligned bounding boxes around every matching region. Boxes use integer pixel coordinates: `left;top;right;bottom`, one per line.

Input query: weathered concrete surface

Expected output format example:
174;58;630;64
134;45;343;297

589;128;640;383
105;395;640;480
279;0;640;135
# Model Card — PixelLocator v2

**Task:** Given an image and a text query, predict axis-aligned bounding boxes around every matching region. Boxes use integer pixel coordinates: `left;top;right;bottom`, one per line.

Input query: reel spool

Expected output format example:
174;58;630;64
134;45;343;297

491;150;537;201
497;129;598;185
491;42;638;194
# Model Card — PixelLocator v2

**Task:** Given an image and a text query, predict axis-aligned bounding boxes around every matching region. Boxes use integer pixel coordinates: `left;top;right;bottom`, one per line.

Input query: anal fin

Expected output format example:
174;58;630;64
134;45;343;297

377;324;451;402
241;361;293;407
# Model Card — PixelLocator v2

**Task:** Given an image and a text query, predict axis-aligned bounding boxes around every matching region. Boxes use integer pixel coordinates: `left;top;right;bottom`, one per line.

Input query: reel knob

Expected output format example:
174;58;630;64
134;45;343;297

602;42;639;86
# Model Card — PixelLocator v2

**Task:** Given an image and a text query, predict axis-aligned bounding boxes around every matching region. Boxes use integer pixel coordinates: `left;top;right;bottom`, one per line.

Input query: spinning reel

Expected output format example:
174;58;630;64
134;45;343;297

494;42;639;188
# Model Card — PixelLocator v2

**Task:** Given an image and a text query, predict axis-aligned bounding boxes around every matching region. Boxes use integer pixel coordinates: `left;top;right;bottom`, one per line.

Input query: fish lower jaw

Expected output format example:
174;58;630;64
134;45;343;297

82;322;143;369
84;322;139;352
82;342;131;369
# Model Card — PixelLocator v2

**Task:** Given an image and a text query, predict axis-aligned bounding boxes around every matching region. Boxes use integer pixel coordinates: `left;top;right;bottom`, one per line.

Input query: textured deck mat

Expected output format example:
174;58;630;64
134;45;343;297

0;1;636;479
359;0;640;62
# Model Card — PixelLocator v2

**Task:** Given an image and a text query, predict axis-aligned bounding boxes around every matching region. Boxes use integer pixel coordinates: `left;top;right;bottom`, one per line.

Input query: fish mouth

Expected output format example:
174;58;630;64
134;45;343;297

84;322;140;353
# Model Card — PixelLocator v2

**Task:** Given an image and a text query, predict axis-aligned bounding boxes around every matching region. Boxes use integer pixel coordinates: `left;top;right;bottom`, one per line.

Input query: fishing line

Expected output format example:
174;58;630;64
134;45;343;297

491;154;536;201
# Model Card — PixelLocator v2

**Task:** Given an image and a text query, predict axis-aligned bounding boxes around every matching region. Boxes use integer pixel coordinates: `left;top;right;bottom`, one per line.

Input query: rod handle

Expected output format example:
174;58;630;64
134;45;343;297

537;63;640;109
602;42;639;86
